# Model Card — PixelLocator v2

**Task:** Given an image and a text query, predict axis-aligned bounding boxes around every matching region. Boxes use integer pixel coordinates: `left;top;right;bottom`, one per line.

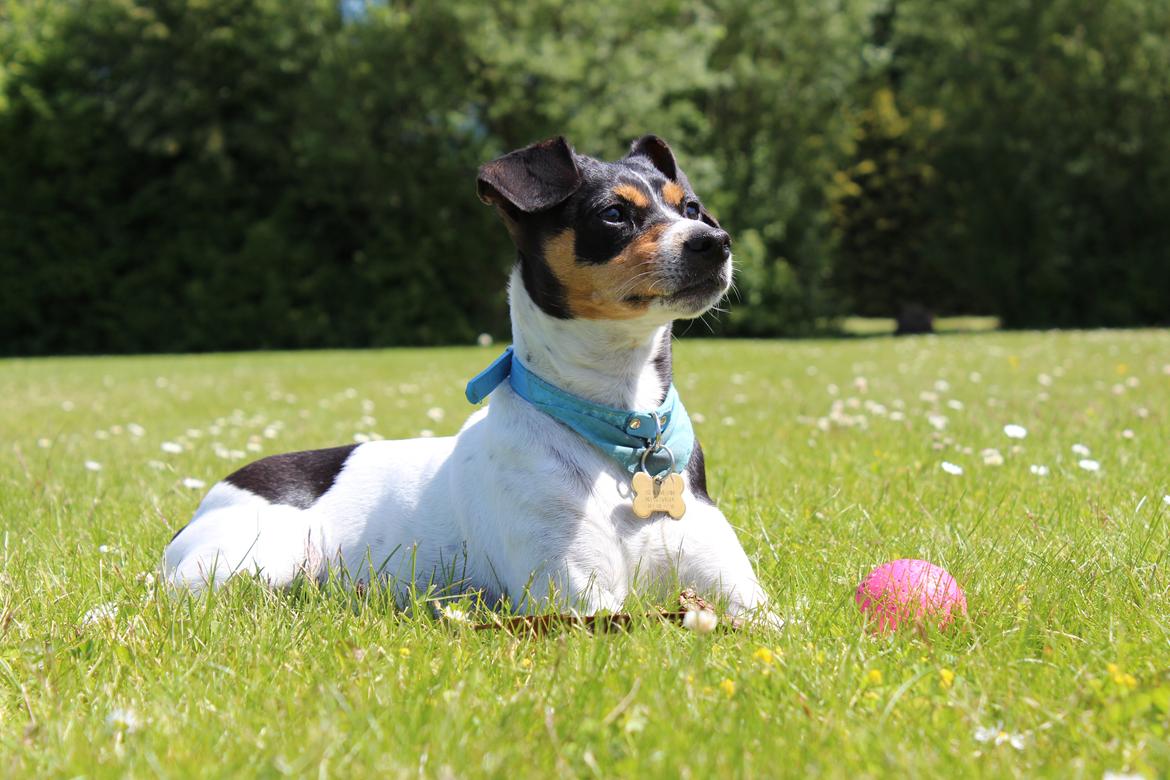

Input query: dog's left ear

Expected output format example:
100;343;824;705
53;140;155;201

477;136;582;214
626;135;680;181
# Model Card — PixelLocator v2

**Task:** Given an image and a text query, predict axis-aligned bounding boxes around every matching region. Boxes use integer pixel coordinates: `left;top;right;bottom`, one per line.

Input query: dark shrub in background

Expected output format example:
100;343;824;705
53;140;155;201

1;0;1167;355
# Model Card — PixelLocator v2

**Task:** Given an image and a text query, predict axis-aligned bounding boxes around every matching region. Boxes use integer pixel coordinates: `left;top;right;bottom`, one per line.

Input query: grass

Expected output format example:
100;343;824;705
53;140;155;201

839;316;1002;336
2;331;1169;778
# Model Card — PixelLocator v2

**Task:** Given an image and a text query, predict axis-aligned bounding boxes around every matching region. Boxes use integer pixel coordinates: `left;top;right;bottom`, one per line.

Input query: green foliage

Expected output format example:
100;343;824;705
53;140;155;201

829;88;951;319
702;0;875;337
1;0;1168;354
885;0;1170;327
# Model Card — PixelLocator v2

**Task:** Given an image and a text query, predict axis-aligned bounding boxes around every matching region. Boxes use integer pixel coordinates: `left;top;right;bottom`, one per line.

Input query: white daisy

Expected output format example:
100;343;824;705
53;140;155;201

1078;459;1101;472
181;477;206;490
439;604;470;624
426;407;445;422
1029;464;1050;477
927;414;949;431
1072;443;1091;457
81;602;117;627
1003;424;1027;439
161;441;183;454
127;423;145;437
106;707;141;733
477;333;493;347
941;461;964;476
84;460;103;472
973;722;1025;750
981;449;1004;466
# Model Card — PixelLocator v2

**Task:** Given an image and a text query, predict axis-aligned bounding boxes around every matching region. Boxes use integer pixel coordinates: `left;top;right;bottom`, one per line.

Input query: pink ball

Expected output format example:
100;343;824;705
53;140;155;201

855;559;967;632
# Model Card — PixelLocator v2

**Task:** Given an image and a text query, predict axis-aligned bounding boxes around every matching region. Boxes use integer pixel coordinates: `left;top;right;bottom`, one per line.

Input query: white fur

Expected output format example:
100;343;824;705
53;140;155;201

164;266;772;620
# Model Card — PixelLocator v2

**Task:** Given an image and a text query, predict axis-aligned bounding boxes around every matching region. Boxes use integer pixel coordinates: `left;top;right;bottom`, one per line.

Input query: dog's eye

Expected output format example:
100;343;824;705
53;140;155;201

599;205;625;224
684;202;701;220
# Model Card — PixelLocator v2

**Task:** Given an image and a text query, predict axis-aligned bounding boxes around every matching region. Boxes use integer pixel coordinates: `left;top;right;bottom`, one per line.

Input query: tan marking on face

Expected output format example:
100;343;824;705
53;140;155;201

542;226;667;320
612;184;650;209
662;181;685;207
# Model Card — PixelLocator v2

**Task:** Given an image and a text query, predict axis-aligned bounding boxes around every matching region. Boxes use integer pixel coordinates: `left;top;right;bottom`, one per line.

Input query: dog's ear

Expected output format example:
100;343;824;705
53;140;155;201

477;137;582;213
626;135;679;181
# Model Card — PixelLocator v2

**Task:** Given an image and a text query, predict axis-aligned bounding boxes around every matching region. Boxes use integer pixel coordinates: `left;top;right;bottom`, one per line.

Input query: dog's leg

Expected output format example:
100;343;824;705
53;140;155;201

667;504;784;630
515;558;627;616
164;501;323;594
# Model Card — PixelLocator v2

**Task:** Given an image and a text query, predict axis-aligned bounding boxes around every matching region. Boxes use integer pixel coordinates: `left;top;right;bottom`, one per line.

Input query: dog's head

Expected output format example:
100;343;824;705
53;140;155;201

478;136;731;323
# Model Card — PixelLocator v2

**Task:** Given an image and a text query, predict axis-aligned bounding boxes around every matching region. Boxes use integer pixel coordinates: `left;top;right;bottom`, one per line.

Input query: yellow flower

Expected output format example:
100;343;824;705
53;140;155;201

866;669;883;686
398;646;411;658
719;678;736;698
519;657;533;670
939;668;955;689
752;647;775;666
1108;663;1137;689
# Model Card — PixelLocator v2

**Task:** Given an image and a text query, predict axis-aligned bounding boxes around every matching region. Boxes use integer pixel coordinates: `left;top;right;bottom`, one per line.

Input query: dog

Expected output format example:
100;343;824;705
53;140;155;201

164;135;774;622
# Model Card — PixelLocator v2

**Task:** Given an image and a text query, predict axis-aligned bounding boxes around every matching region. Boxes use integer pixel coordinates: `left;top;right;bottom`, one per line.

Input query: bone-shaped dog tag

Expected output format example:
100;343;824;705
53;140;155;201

632;471;686;519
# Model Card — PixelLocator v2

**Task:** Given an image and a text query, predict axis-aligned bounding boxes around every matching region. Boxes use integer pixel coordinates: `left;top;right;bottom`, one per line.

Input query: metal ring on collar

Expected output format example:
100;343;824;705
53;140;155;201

640;443;675;476
650;412;664;450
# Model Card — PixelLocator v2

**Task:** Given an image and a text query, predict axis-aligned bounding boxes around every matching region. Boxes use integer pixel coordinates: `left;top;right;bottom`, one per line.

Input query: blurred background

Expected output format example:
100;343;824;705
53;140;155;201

1;0;1168;356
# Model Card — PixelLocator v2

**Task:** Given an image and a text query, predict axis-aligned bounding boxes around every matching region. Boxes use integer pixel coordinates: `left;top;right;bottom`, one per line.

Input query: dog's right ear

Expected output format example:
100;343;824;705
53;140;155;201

477;137;582;214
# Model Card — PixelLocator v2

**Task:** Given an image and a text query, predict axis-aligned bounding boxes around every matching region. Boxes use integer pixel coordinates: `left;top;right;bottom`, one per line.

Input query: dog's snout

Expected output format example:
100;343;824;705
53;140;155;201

682;228;731;265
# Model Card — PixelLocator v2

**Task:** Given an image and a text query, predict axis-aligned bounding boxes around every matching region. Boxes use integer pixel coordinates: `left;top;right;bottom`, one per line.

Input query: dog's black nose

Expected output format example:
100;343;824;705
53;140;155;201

683;228;731;266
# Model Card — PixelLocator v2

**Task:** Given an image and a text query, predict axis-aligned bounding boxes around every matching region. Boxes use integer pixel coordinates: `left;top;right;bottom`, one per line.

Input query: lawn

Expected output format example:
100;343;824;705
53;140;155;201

2;332;1169;778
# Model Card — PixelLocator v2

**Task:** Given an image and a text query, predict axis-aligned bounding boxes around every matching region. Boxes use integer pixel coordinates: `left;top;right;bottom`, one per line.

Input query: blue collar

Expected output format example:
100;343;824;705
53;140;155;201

465;346;694;477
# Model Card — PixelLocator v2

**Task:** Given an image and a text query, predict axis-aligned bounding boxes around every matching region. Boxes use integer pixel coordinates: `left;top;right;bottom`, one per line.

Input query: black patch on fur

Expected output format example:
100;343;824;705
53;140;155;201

626;135;679;181
652;325;673;405
686;437;713;504
518;249;570;318
477;137;582;213
573;212;635;266
224;444;360;510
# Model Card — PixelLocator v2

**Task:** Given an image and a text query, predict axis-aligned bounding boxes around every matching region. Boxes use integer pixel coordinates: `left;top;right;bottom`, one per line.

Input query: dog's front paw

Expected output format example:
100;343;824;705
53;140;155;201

726;600;786;633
